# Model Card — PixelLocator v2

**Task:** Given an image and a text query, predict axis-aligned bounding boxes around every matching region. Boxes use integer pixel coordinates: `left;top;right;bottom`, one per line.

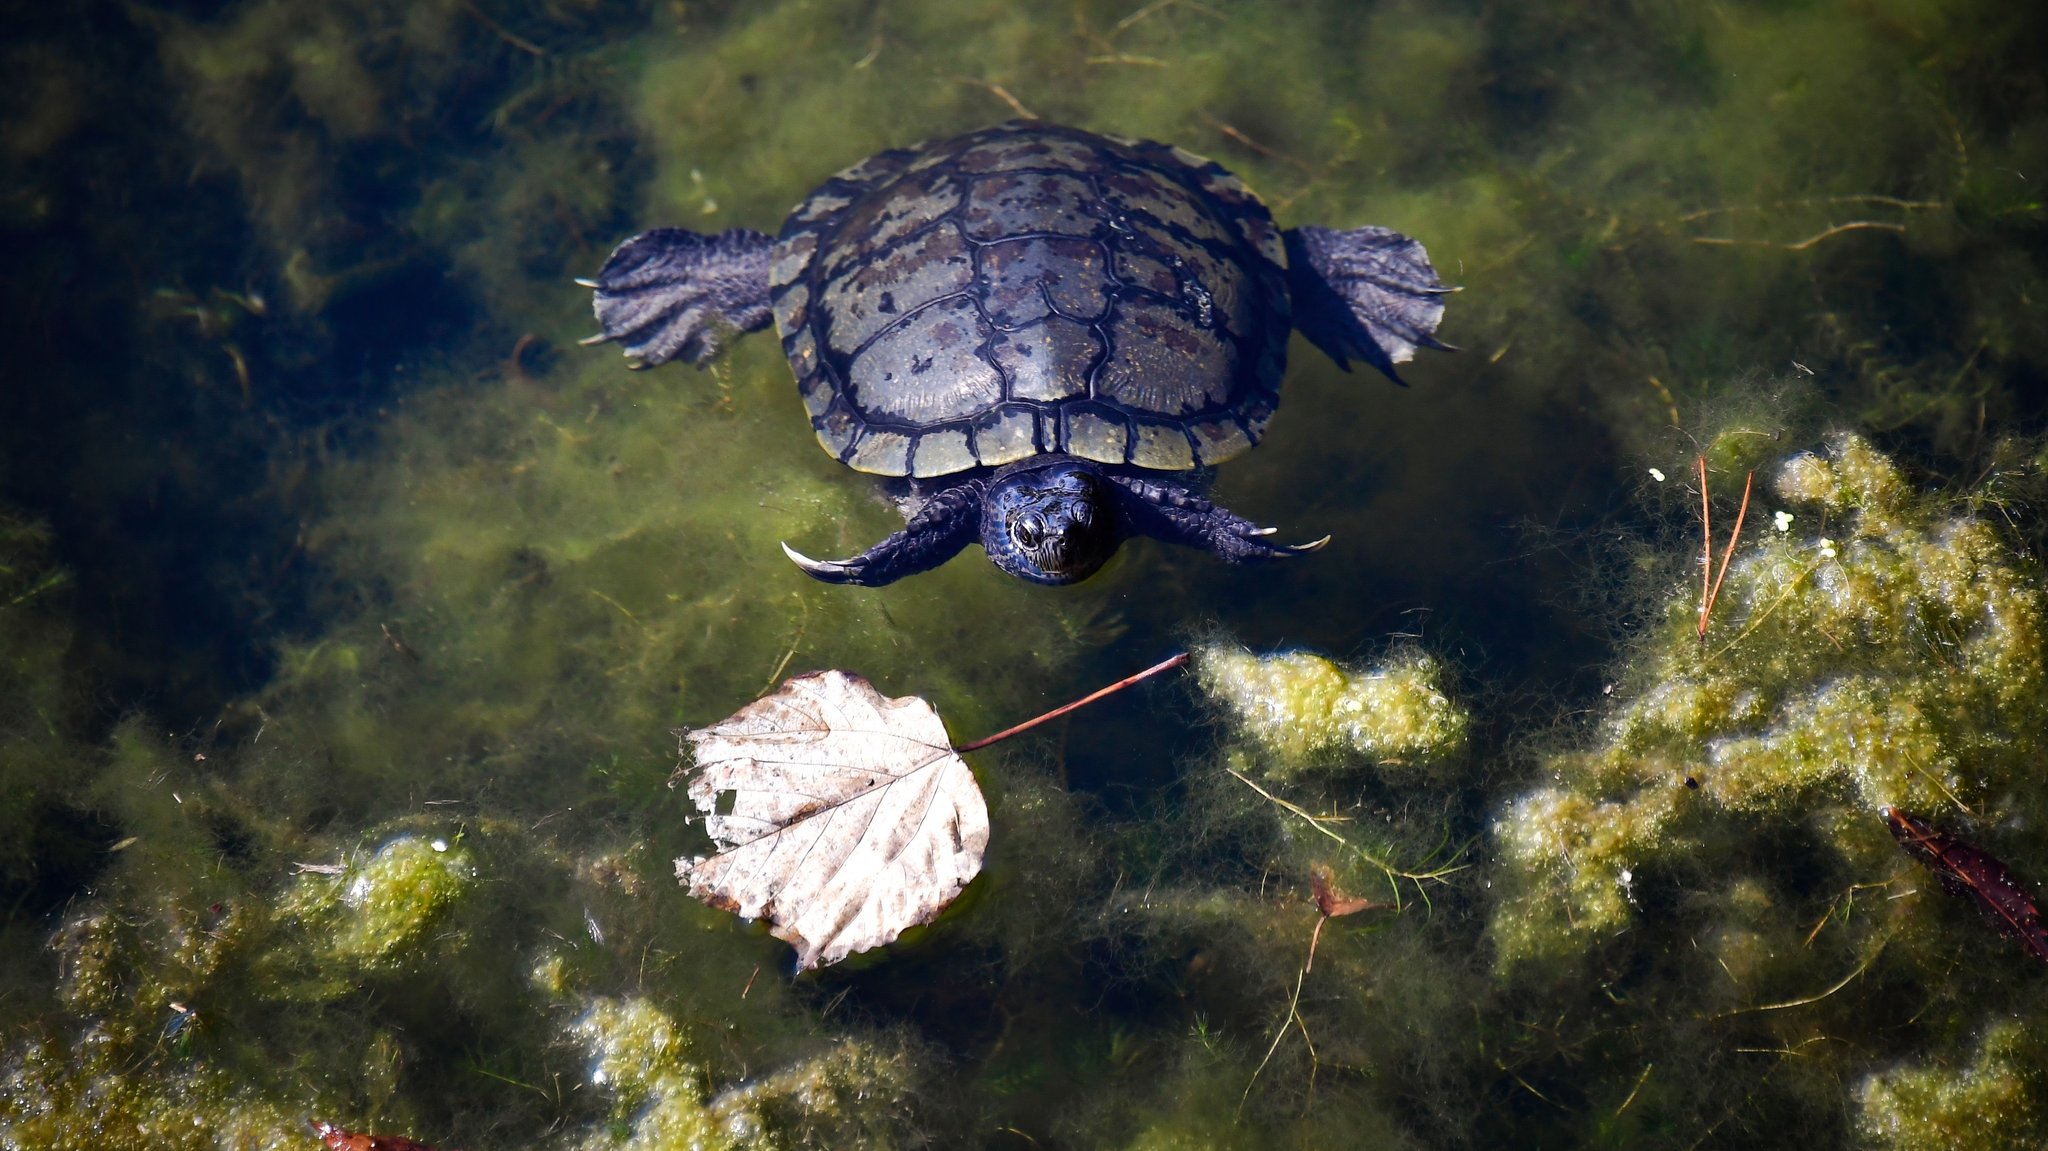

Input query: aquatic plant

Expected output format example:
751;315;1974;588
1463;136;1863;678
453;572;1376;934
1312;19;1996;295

1192;640;1467;775
1493;432;2048;967
282;835;479;969
1858;1018;2048;1151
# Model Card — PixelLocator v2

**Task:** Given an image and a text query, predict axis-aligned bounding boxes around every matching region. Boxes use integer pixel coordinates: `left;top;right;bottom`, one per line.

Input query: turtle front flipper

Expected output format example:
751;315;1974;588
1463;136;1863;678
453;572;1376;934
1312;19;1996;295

783;480;986;587
580;228;773;368
1107;475;1328;564
1284;225;1455;383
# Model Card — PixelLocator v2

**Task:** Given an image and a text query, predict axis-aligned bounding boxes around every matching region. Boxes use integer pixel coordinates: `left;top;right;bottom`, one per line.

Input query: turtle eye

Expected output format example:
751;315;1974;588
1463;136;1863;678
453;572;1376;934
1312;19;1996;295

1015;514;1045;548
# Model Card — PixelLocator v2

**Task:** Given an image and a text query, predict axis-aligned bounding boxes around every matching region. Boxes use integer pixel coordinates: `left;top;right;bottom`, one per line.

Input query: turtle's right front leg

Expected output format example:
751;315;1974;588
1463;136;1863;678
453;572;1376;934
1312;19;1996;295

781;479;987;587
580;228;773;368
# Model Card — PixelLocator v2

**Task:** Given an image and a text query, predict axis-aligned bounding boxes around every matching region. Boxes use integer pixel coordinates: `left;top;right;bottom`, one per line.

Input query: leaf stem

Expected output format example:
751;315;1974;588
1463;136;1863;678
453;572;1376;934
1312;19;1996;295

956;651;1190;752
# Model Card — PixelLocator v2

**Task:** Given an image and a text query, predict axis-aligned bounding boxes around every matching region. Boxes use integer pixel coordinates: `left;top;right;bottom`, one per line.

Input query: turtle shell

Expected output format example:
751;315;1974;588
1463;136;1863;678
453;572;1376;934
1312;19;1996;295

767;122;1292;478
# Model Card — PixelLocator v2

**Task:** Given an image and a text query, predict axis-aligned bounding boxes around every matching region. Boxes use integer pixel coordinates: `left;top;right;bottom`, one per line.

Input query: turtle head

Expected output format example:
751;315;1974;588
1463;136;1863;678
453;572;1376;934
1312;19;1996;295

981;460;1123;585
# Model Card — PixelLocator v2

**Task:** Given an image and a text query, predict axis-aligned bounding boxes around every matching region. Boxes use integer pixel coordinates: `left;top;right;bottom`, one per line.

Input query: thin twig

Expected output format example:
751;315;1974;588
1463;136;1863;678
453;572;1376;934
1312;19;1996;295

1679;195;1942;223
1226;769;1464;889
1696;456;1713;633
757;593;810;696
1200;114;1316;174
1614;1063;1654;1117
1690;221;1908;250
1114;0;1179;32
1708;565;1815;660
458;0;545;56
956;652;1188;752
1710;941;1886;1018
1240;959;1312;1115
957;78;1036;120
1227;770;1349;846
1900;749;1975;817
1696;461;1752;640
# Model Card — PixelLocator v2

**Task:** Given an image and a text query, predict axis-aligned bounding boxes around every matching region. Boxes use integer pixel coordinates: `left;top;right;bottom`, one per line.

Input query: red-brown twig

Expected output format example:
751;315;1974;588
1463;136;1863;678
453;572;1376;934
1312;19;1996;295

1696;459;1754;641
956;652;1189;752
1697;456;1712;628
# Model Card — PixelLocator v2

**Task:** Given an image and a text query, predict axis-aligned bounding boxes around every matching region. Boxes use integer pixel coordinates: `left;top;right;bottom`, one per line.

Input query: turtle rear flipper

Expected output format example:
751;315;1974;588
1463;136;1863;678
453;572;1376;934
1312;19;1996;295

582;228;773;368
1285;225;1455;384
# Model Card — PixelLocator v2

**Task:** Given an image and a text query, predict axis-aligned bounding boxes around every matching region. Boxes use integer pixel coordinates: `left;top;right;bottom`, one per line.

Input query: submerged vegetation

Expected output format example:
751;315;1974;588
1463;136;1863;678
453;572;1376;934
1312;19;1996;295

3;0;2048;1147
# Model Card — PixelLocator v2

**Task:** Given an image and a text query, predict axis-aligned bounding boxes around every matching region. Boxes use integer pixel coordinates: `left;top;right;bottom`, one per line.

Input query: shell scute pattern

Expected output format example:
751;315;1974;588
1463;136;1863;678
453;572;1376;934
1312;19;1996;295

819;223;975;358
849;297;1003;426
980;237;1107;326
827;166;964;267
771;123;1289;477
960;172;1099;241
1098;299;1238;415
988;317;1103;403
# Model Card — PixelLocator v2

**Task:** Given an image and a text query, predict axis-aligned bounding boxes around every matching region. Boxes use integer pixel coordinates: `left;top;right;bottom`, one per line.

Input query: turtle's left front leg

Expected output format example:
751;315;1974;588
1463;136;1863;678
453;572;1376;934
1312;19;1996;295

1285;225;1455;383
1107;475;1328;564
580;228;773;368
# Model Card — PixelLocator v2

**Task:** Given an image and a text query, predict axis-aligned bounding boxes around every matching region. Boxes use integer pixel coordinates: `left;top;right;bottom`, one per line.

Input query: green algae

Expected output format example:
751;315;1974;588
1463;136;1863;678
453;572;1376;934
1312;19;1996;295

1493;431;2048;968
567;995;919;1151
285;835;478;969
1192;641;1468;776
1477;427;2048;1148
1858;1018;2048;1151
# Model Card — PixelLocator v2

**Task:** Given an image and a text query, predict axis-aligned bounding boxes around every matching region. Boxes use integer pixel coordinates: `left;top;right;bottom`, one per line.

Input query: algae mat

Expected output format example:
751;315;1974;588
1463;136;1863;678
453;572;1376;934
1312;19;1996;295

3;1;2047;1147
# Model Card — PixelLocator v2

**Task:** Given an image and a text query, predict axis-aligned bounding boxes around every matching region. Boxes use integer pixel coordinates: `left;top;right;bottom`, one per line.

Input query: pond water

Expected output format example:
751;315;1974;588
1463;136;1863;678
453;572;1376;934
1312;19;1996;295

3;1;2046;1148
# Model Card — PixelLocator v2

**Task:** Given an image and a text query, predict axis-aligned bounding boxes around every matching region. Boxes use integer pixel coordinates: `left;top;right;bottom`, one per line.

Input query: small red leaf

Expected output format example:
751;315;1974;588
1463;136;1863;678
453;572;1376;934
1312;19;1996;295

312;1119;447;1151
1310;863;1387;919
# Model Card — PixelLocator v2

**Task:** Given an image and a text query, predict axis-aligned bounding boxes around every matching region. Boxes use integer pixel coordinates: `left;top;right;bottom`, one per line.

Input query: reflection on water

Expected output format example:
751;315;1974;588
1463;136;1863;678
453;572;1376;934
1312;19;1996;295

3;1;2046;1147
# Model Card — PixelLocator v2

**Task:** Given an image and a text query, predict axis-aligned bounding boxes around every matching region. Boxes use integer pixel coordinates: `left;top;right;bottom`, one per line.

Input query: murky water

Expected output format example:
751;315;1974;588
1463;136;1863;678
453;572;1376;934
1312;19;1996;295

4;1;2047;1148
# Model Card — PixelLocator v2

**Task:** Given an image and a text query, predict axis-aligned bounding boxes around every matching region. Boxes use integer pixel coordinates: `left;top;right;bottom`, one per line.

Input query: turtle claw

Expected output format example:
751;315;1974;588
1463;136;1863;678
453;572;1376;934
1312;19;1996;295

780;541;860;583
1287;534;1332;554
573;277;600;289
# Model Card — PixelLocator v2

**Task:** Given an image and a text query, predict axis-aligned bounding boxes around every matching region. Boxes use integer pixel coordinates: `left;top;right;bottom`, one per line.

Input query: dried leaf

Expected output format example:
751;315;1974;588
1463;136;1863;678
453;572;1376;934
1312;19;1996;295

677;670;990;970
1885;806;2048;965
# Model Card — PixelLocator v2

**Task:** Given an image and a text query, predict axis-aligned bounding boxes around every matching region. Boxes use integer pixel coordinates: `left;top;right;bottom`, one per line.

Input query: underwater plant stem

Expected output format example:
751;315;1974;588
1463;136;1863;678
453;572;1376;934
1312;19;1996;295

1708;564;1814;660
1711;939;1887;1019
1240;960;1315;1117
1226;768;1465;891
955;651;1189;752
458;0;545;56
1614;1063;1654;1117
1226;768;1349;846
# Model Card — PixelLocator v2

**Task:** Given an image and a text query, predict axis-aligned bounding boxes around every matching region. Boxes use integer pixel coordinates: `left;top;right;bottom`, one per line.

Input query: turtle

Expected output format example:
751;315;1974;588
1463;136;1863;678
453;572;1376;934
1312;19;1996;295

582;121;1451;587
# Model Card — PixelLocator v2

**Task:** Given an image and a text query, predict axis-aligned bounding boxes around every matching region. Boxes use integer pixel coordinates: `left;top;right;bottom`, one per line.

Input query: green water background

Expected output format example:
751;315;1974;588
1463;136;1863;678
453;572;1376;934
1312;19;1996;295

3;0;2047;1147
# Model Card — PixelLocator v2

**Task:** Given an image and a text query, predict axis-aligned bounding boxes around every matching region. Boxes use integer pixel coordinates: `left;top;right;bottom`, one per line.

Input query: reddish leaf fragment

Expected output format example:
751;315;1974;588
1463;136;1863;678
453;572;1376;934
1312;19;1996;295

1884;807;2048;965
1305;864;1391;972
1310;863;1388;919
312;1119;446;1151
